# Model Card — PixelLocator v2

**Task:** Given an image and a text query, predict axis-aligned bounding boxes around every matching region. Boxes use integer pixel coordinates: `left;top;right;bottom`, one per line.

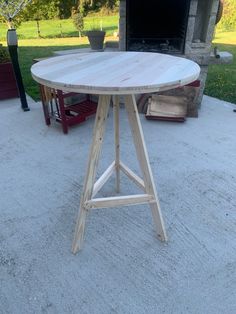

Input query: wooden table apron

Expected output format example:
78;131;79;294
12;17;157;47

31;52;200;253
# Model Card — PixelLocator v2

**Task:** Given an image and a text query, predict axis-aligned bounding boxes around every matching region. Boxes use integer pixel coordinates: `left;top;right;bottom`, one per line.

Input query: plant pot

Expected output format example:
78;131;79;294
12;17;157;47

0;62;19;100
86;31;106;51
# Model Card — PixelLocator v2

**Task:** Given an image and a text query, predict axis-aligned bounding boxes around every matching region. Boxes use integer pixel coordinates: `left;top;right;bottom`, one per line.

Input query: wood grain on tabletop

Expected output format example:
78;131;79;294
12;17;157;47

31;52;200;95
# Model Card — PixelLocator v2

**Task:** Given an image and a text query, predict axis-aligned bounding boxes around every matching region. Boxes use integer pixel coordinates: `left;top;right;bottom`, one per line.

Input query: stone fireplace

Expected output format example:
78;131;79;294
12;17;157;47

125;0;191;54
119;0;220;116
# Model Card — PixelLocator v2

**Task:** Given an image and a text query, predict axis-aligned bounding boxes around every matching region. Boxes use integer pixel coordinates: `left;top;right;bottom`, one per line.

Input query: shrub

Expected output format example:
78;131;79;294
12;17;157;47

72;10;84;37
217;0;236;31
0;45;10;64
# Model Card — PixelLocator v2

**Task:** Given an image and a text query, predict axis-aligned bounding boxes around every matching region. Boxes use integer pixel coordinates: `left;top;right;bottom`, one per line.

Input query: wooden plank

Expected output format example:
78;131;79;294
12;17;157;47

85;194;155;209
146;95;187;118
31;52;200;95
72;94;111;254
120;161;145;191
92;161;115;198
113;95;120;192
124;95;167;242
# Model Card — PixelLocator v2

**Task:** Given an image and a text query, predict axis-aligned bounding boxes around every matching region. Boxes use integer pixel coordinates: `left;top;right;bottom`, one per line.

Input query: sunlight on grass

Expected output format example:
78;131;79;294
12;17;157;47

0;16;119;40
0;35;117;47
205;30;236;104
18;37;90;47
213;31;236;45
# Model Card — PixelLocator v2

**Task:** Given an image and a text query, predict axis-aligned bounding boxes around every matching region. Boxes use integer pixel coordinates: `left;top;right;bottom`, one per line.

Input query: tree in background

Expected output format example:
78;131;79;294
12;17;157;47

0;0;119;27
217;0;236;31
58;0;76;19
61;0;119;17
19;0;61;21
72;6;84;37
0;0;32;27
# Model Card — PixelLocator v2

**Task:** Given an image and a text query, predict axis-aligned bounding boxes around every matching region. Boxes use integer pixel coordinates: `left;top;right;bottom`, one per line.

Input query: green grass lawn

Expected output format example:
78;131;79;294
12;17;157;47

0;15;119;40
205;31;236;104
0;16;119;100
16;37;94;100
0;17;235;104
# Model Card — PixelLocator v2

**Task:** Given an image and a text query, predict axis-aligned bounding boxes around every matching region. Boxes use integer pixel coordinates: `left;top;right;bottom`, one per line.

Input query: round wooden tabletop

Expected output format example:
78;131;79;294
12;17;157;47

31;52;200;95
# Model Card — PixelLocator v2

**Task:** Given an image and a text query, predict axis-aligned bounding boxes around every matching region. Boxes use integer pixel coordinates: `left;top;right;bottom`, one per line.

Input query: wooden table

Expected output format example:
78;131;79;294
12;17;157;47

31;52;200;253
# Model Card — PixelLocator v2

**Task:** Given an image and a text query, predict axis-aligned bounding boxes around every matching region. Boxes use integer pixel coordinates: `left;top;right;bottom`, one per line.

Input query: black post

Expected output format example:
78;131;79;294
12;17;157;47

7;29;30;112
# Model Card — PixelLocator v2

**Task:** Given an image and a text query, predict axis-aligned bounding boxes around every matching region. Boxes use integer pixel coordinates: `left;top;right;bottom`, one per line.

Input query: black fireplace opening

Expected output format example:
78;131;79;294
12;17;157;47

126;0;191;54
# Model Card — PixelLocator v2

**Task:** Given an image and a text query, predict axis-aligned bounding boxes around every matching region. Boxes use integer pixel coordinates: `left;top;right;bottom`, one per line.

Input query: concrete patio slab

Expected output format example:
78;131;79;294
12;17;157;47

0;95;236;314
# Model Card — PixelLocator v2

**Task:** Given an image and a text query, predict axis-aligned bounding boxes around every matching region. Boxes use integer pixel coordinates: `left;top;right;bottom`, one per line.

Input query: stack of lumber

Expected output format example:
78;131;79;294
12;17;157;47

146;95;188;122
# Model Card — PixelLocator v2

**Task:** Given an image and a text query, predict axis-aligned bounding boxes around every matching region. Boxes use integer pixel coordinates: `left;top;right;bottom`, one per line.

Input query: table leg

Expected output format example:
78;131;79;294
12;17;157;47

39;84;51;126
113;95;120;193
124;95;167;242
72;95;111;254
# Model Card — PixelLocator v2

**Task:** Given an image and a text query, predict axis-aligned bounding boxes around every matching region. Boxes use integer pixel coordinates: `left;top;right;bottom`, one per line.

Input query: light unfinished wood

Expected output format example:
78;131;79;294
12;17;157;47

30;52;201;253
31;52;200;95
85;194;155;210
120;161;145;191
124;95;167;242
113;95;120;193
146;95;188;118
92;161;115;198
72;93;167;253
72;95;111;254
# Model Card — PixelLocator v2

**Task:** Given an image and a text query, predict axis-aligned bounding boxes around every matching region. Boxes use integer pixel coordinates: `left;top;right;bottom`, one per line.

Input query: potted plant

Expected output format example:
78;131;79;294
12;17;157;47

85;19;106;51
86;28;106;51
0;45;19;100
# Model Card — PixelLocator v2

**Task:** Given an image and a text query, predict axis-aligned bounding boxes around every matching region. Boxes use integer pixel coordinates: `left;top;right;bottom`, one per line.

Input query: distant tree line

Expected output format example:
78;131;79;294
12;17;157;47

0;0;119;28
20;0;119;20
